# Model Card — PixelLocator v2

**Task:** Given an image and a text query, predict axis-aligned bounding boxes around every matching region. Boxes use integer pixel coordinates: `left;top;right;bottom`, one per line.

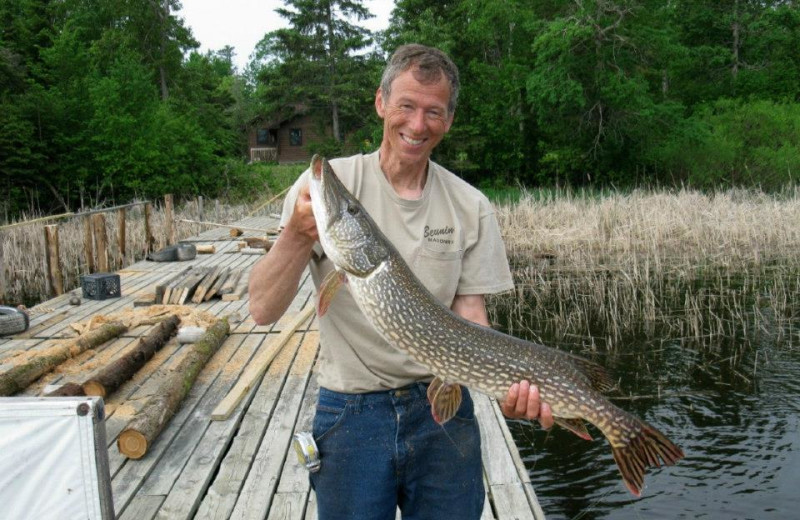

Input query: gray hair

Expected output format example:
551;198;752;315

379;44;460;115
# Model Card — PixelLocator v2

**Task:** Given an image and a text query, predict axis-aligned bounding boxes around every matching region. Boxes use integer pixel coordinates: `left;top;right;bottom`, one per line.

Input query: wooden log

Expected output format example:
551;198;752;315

211;305;314;421
191;266;223;304
44;225;64;296
83;215;95;273
118;317;230;459
144;202;156;254
92;213;109;272
242;237;272;250
239;247;266;255
218;269;243;295
0;321;128;396
117;207;126;267
45;382;86;397
83;315;179;398
203;267;230;301
229;227;243;237
165;194;175;245
196;244;215;254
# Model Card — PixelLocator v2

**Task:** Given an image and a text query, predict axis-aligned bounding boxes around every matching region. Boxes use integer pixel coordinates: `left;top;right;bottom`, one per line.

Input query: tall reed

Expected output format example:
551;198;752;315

488;187;800;353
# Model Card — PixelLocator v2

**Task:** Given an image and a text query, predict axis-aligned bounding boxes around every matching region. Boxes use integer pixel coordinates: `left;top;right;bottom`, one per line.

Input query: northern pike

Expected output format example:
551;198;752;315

308;155;684;496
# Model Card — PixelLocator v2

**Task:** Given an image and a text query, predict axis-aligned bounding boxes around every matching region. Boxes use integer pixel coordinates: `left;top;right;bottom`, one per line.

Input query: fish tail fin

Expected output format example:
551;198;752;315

609;419;684;496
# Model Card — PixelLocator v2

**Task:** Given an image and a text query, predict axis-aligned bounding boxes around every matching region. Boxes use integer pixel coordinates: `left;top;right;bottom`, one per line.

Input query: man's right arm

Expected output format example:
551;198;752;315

248;182;318;325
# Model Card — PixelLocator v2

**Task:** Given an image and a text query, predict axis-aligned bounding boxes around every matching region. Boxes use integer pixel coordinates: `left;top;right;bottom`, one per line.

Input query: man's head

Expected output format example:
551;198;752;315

379;44;460;116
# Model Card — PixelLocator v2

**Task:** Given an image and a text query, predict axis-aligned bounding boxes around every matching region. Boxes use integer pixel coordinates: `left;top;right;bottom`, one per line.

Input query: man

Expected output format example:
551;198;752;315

249;44;553;520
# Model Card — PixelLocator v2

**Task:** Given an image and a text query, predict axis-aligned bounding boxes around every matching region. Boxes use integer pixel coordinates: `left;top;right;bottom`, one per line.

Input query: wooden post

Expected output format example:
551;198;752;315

84;216;95;273
164;194;175;245
92;213;109;272
197;196;204;222
117;207;126;268
144;202;156;254
214;199;220;221
44;225;64;296
0;232;6;304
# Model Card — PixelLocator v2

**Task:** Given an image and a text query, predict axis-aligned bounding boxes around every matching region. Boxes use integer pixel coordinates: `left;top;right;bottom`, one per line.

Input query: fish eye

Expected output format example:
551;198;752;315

347;204;360;216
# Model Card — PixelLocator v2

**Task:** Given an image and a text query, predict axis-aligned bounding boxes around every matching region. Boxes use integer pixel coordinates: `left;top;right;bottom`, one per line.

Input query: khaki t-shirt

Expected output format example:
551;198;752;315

280;151;514;393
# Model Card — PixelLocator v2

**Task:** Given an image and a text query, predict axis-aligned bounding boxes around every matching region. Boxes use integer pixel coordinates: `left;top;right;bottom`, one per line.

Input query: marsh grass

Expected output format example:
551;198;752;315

488;187;800;357
0;199;264;307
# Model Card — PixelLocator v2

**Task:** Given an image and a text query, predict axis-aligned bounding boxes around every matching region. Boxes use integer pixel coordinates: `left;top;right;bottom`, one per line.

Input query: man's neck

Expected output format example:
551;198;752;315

379;149;428;200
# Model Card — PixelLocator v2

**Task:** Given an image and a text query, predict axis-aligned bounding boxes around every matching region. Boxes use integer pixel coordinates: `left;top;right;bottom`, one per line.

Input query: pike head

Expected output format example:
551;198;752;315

309;155;389;278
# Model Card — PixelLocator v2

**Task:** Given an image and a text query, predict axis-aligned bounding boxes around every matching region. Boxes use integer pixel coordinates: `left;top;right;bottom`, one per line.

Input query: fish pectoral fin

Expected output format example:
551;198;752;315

317;269;347;317
554;417;593;441
426;377;462;425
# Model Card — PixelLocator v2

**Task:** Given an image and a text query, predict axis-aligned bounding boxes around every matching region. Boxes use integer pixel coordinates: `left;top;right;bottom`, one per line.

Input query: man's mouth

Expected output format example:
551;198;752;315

401;134;424;146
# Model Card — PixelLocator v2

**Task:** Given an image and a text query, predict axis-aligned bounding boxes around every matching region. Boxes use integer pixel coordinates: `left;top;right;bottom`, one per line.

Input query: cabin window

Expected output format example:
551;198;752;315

290;128;302;146
256;128;270;145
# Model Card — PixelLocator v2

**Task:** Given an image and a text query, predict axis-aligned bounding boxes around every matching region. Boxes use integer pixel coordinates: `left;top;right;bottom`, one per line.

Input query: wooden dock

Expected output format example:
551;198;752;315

0;215;545;520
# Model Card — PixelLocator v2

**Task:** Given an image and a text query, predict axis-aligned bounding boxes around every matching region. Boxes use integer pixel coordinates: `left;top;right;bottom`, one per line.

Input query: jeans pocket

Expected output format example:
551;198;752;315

451;389;477;425
313;403;348;443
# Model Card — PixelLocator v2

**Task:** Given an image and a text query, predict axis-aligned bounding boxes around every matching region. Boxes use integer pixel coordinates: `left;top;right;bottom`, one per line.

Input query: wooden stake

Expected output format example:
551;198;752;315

211;305;314;421
83;315;179;398
165;194;175;245
44;225;64;296
118;318;229;459
144;202;156;254
83;215;95;273
0;321;128;396
117;207;126;267
92;213;109;272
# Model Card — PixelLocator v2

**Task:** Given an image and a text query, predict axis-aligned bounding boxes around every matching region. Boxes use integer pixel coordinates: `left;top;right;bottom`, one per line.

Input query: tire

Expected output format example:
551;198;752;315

0;306;29;336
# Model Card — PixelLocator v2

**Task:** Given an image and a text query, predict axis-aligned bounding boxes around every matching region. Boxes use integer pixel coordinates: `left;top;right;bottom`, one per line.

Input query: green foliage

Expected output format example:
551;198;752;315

654;99;800;189
217;159;306;203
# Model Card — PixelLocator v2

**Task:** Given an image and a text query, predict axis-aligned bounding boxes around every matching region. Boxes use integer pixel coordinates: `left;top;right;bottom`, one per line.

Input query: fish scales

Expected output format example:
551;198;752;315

308;156;684;496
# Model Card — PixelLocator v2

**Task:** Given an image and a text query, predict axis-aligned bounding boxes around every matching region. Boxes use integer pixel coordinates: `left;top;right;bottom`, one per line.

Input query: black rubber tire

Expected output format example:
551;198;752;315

0;306;29;336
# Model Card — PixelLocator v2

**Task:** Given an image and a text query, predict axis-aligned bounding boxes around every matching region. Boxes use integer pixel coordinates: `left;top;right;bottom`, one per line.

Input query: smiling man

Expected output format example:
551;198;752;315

249;44;553;520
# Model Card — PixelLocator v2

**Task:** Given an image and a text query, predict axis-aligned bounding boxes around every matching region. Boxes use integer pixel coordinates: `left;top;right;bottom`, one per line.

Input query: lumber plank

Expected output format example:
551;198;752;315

265;493;307;520
228;333;317;520
177;267;211;304
118;495;165;520
218;268;243;295
194;334;303;520
211;305;314;421
192;266;223;304
204;268;230;301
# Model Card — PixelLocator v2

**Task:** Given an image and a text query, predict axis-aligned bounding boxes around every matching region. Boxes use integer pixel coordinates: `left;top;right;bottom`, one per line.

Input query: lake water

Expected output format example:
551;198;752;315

495;316;800;519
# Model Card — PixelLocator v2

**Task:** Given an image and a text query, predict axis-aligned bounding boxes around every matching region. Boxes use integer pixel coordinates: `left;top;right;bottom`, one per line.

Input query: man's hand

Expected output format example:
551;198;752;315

501;380;554;429
284;182;318;242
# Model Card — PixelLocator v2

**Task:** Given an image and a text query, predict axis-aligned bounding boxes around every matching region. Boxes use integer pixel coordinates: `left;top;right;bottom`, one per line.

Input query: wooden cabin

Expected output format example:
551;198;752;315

248;112;330;164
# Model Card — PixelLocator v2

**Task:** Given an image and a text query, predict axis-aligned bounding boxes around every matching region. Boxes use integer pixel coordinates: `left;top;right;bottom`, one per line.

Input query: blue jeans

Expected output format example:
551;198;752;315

310;383;484;520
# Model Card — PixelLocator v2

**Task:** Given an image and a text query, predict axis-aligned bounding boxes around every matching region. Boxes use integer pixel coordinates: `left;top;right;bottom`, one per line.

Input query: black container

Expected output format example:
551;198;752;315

80;273;121;300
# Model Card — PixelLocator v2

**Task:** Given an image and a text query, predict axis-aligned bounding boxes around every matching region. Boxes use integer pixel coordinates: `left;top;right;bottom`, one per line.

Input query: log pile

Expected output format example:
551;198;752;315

0;321;128;396
118;317;230;459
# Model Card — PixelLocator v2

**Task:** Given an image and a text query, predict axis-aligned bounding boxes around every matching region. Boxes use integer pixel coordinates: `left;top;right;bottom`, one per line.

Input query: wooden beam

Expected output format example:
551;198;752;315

165;194;175;245
144;202;156;254
83;215;95;273
117;207;126;268
92;213;109;272
44;225;64;296
211;305;314;421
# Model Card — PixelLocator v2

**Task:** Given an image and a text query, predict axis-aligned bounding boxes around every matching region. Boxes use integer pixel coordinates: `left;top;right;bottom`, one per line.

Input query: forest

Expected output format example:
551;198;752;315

1;0;798;219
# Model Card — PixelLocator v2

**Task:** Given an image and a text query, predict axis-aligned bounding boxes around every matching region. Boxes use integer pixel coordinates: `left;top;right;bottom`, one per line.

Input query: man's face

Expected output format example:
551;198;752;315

375;67;454;169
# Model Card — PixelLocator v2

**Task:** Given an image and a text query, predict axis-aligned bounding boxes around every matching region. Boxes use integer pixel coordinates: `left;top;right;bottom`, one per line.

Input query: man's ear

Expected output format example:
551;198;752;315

375;88;385;119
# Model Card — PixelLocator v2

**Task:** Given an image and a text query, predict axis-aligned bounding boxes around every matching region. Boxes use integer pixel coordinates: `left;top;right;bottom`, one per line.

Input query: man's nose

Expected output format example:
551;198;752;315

407;109;426;134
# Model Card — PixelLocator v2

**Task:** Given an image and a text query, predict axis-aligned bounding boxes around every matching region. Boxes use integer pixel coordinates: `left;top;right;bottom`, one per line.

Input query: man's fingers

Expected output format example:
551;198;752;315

539;402;554;430
516;380;532;416
503;382;520;415
525;384;541;421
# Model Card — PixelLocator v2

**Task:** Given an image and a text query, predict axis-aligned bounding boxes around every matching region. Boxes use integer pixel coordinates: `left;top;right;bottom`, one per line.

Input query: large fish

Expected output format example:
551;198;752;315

307;155;683;496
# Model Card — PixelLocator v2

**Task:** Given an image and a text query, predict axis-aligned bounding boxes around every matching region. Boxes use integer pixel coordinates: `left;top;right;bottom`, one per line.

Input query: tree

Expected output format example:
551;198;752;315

253;0;381;146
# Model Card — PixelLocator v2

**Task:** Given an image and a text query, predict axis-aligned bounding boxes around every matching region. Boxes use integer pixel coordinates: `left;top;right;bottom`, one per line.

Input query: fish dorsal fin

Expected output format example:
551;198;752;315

317;269;347;317
426;377;462;425
564;353;616;393
554;417;593;441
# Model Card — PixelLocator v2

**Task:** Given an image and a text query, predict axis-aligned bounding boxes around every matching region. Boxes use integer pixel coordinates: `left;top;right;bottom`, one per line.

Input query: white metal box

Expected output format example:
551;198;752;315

0;396;114;520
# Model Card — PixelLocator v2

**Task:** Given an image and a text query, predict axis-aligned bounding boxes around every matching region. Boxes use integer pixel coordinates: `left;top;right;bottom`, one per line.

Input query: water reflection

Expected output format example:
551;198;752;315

505;334;800;519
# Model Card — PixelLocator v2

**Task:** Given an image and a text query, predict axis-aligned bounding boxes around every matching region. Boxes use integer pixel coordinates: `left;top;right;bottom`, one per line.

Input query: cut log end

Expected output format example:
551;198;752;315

118;430;148;459
82;380;106;398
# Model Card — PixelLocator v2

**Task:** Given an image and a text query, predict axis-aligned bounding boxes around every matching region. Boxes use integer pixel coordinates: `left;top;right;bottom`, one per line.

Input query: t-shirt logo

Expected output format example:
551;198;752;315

424;225;455;245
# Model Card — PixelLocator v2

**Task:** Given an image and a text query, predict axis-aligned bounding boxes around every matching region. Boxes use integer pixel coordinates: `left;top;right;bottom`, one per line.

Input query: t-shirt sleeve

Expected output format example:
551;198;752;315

279;169;309;228
457;200;515;296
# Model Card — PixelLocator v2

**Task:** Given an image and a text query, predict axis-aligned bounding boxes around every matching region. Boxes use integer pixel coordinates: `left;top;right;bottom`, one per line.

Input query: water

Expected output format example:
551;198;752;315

501;327;800;519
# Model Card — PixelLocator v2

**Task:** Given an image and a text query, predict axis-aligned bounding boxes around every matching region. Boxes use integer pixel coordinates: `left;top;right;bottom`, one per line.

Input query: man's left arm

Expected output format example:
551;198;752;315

450;293;554;428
